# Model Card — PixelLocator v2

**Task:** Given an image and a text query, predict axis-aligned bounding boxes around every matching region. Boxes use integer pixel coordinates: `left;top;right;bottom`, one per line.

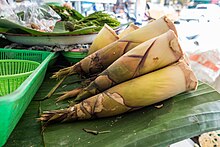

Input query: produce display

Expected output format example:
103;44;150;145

39;16;198;125
0;5;120;36
39;61;197;124
49;5;121;33
57;30;183;102
48;5;84;21
1;3;220;146
52;16;177;79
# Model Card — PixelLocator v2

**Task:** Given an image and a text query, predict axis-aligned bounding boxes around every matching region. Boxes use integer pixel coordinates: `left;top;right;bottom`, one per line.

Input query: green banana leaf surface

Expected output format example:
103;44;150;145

0;27;9;33
4;71;220;147
0;19;99;35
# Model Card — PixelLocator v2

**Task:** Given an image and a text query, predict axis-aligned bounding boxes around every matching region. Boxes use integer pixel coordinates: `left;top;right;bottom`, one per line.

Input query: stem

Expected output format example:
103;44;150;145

44;76;67;99
82;128;111;135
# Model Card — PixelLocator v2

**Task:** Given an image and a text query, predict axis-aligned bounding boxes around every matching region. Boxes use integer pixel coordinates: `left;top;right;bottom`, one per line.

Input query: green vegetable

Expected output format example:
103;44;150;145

0;6;120;35
79;11;120;28
49;5;84;21
49;5;120;32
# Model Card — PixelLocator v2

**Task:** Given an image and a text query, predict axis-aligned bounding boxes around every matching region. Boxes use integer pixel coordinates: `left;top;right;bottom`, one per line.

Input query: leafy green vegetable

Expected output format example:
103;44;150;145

0;6;120;35
63;11;120;32
79;11;120;28
49;5;120;32
49;5;84;21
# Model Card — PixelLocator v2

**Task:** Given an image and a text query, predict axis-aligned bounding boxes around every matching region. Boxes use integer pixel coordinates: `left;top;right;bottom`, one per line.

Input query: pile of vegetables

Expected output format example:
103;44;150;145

39;16;198;125
48;5;84;21
0;5;120;36
49;5;120;32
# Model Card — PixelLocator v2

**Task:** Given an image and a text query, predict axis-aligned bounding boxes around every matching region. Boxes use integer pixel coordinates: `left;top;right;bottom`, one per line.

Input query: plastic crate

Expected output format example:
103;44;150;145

61;50;87;64
48;52;59;67
0;59;40;96
0;48;56;146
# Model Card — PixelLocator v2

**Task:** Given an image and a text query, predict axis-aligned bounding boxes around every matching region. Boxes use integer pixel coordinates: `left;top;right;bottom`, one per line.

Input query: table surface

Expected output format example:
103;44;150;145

4;68;220;147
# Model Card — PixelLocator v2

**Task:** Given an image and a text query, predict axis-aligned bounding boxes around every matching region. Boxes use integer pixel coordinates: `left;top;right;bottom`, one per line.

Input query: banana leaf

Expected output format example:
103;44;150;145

0;27;9;33
0;36;12;47
0;19;99;35
5;72;220;147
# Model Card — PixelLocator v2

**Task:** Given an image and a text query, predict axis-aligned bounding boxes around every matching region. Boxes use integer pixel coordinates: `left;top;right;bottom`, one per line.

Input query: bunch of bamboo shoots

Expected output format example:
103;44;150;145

52;16;177;79
39;16;198;125
56;30;183;102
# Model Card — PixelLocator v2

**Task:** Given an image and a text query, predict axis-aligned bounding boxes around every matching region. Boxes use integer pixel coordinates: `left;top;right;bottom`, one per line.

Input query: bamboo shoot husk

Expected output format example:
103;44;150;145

62;30;183;102
88;24;119;55
118;23;139;39
52;16;178;79
40;61;198;124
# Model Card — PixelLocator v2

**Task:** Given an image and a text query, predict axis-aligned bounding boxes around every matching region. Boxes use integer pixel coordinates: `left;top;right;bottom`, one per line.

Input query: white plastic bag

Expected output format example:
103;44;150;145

0;0;61;32
189;49;220;84
0;0;19;21
14;1;61;32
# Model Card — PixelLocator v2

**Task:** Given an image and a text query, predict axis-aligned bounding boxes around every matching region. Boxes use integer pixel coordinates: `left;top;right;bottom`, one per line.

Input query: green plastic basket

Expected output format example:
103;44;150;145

61;50;87;64
0;59;40;96
0;48;56;146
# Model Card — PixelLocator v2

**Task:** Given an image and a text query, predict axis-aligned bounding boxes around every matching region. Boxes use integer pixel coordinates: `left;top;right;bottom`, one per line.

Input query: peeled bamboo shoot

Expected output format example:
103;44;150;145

40;61;198;124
